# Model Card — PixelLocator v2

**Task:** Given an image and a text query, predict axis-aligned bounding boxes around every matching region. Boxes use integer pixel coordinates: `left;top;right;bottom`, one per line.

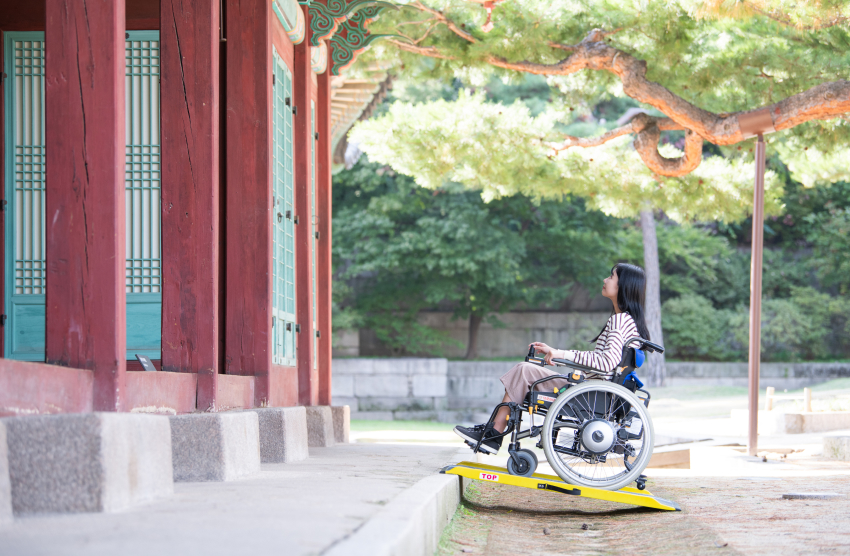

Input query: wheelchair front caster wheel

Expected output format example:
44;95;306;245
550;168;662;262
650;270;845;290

636;476;647;491
507;449;538;477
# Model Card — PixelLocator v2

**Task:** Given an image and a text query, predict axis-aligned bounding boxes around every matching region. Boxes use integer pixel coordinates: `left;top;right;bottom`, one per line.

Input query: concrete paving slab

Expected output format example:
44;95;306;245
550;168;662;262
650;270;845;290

305;406;335;447
248;407;308;463
169;412;260;482
326;474;460;556
0;421;11;523
3;413;173;515
0;443;462;555
331;405;350;444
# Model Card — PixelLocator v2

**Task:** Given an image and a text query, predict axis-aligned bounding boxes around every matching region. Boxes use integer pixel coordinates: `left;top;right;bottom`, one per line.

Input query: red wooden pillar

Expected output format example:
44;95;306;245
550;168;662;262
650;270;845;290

316;70;332;406
224;0;272;404
44;0;127;411
160;0;221;410
293;17;317;406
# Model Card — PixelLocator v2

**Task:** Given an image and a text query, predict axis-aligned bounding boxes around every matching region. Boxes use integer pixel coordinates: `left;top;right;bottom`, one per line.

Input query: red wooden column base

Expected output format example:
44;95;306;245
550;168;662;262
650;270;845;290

160;0;221;410
44;0;127;411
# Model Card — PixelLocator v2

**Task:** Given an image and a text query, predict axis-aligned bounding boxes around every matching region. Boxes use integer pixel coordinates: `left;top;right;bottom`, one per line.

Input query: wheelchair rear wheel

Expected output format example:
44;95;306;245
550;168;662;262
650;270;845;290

541;381;654;491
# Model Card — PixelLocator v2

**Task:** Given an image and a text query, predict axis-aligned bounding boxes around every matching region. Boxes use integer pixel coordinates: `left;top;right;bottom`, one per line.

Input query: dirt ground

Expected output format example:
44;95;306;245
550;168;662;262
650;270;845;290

437;459;850;556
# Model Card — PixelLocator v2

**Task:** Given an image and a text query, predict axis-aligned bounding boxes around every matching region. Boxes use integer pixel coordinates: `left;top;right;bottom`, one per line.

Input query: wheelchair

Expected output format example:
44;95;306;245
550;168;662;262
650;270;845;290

466;337;664;491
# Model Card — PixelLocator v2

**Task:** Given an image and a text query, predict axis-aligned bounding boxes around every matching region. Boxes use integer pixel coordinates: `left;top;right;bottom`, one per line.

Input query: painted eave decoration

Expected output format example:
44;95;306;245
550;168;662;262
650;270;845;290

298;0;399;76
274;0;306;44
311;41;329;73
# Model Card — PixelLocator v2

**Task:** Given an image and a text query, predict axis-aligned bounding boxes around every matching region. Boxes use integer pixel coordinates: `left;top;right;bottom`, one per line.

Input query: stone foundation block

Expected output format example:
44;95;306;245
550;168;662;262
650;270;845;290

824;436;850;461
354;375;408;397
330;396;358;412
3;413;173;515
305;406;335;448
351;411;393;421
248;407;309;463
169;412;260;482
331;406;350;444
0;422;12;522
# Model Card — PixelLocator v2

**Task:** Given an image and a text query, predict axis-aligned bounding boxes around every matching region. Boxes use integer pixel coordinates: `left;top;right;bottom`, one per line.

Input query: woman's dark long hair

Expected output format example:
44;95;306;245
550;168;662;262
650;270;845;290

591;263;651;342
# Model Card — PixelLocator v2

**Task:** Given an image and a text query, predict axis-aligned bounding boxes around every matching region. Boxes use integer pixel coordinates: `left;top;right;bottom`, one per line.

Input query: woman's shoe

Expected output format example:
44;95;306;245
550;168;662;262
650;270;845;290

453;424;503;454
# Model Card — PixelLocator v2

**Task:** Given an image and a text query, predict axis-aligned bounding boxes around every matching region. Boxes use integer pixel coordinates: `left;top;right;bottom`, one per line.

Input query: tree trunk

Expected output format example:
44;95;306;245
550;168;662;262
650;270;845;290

465;313;483;360
640;209;666;387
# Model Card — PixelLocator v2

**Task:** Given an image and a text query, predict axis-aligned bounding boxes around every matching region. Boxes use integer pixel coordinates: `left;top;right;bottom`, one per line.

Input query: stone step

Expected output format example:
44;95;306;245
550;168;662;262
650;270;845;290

306;406;335;448
3;413;173;514
248;407;309;463
169;412;261;482
331;406;350;444
0;421;12;522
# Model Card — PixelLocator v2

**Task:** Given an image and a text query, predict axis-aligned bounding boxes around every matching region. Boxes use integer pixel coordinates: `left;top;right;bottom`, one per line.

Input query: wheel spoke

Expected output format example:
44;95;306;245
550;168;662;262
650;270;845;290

544;383;652;488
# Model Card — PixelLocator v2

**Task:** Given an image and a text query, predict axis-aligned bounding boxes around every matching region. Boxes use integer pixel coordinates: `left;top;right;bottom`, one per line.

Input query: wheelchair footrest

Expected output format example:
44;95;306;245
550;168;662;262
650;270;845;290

440;461;680;512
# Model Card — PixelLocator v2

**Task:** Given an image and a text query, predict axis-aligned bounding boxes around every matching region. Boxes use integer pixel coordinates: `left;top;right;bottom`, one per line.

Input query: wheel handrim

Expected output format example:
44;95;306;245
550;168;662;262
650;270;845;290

542;382;653;490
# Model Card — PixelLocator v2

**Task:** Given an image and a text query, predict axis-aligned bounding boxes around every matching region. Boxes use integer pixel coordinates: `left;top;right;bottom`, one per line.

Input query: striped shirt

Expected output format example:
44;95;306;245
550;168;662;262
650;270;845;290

556;312;641;380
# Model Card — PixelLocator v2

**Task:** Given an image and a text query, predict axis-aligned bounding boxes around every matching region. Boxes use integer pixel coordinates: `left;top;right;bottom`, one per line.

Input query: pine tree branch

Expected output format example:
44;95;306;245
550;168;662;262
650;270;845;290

390;6;850;176
387;39;457;60
550;114;701;177
487;29;850;146
747;5;849;30
409;1;478;43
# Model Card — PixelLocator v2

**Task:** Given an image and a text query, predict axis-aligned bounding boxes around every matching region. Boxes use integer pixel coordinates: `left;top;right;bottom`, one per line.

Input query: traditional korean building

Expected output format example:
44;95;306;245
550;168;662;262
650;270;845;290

0;0;389;416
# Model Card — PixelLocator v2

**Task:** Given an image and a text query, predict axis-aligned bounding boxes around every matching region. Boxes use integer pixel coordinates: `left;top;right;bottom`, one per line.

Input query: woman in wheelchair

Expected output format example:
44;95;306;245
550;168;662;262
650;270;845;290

452;262;663;490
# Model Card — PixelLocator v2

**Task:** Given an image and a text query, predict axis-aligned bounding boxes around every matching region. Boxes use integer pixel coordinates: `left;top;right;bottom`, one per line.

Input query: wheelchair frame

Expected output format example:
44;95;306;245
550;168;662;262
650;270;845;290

469;336;664;490
446;337;680;511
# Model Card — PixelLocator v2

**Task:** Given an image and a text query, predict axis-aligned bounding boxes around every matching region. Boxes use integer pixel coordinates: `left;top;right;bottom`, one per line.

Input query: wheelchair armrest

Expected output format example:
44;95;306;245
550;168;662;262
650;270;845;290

528;360;601;395
624;337;665;354
528;371;585;395
551;359;600;374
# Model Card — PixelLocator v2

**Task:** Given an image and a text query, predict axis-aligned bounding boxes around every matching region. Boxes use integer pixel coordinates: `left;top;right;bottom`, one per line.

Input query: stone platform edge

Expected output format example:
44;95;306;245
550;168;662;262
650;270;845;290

325;471;463;556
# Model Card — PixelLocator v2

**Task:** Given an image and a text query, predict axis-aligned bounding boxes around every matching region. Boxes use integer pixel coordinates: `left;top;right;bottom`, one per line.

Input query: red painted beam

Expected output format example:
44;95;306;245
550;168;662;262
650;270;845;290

268;364;298;407
293;12;317;406
125;370;197;414
216;373;255;411
316;70;332;406
0;360;93;417
45;0;127;411
224;0;272;407
0;1;160;31
160;0;221;411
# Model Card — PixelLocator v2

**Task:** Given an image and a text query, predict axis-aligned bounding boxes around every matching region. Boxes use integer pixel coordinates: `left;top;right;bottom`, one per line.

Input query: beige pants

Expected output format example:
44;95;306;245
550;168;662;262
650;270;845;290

500;361;571;404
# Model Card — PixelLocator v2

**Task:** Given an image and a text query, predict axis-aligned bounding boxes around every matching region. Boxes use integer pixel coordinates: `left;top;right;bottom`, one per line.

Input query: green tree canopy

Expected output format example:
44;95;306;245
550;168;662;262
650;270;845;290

351;90;783;223
332;158;623;356
353;0;849;177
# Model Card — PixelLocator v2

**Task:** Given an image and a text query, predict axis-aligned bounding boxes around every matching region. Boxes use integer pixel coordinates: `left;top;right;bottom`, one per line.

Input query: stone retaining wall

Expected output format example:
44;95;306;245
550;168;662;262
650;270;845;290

332;358;850;421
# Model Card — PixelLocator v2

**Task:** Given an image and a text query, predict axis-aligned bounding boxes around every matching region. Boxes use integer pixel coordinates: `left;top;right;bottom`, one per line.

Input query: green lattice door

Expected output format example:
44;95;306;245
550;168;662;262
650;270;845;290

272;48;297;366
3;31;162;360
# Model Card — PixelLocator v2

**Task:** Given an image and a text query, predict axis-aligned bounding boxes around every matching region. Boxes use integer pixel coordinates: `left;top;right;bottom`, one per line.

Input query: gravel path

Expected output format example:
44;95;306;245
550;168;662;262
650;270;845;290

439;457;850;556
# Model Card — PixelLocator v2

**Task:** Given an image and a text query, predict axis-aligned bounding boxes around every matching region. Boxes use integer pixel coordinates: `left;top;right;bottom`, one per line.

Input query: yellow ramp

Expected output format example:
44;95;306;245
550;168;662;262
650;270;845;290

441;461;680;512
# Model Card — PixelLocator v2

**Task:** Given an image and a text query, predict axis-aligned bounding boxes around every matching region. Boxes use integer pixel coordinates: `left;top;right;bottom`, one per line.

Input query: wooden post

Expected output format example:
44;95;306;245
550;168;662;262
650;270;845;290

224;0;272;406
765;386;774;411
293;16;317;406
747;134;766;457
316;69;332;406
160;0;221;410
44;0;127;411
804;387;812;413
